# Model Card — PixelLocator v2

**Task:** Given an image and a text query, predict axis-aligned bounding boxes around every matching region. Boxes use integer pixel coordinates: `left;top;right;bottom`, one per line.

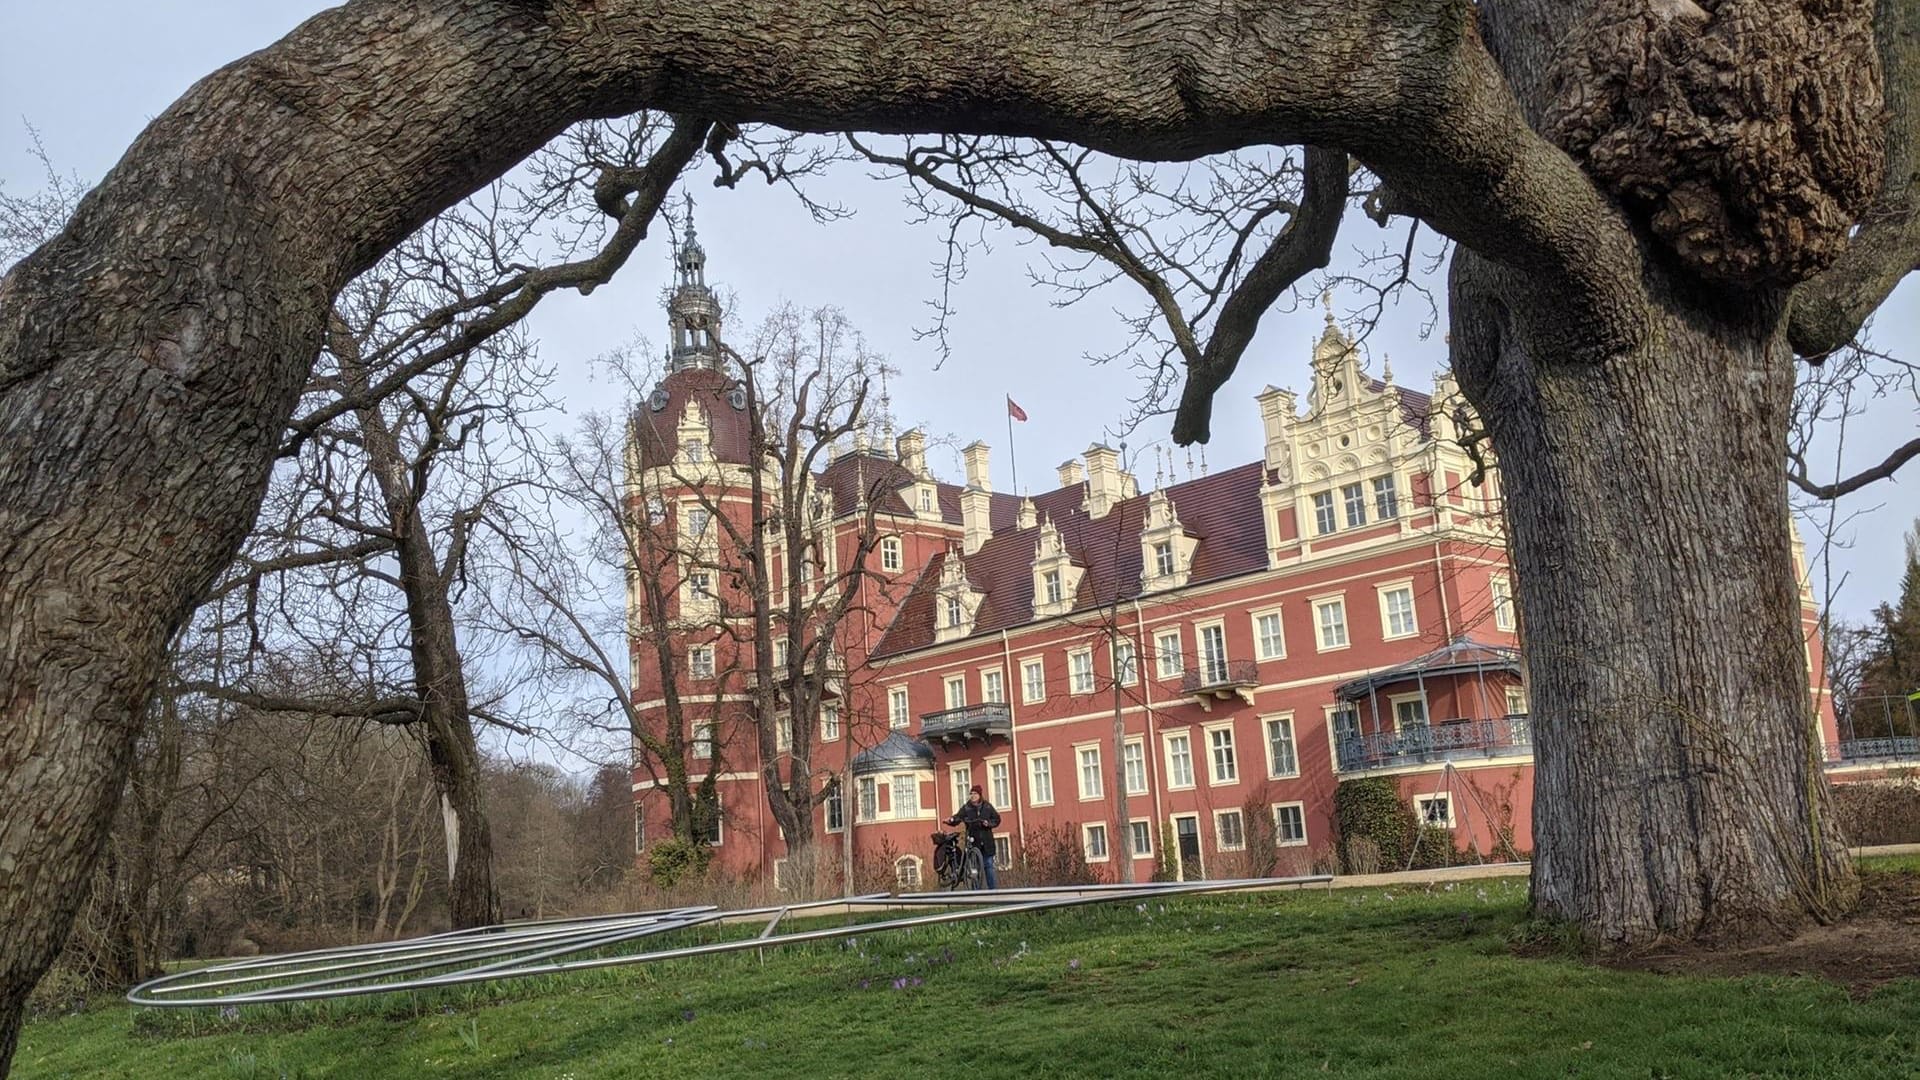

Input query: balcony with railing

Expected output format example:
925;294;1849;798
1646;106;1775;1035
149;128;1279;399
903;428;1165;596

1180;659;1259;711
1826;737;1920;766
919;702;1013;747
1335;715;1534;773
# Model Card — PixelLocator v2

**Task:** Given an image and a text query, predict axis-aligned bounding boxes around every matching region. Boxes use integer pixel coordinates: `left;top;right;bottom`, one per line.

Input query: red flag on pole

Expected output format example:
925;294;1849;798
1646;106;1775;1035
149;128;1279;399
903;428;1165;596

1006;396;1028;422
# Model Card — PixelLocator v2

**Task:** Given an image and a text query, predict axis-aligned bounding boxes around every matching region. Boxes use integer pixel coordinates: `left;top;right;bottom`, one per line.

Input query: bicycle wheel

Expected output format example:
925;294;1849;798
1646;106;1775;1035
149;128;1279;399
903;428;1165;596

962;847;986;890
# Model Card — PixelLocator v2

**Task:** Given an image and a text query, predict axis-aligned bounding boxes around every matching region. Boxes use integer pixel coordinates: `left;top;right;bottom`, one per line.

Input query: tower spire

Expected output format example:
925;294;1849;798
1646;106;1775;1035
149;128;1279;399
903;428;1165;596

668;192;723;373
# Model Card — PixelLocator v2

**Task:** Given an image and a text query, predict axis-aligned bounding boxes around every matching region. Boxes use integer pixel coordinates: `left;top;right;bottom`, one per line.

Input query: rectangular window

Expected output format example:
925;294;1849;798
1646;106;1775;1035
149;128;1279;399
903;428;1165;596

686;506;711;536
944;675;967;710
1415;793;1455;828
1069;649;1095;694
1312;491;1337;535
1381;585;1418;639
881;537;902;572
1199;623;1228;683
1129;819;1153;858
1264;716;1299;777
1313;598;1349;651
692;719;714;760
994;836;1011;869
820;704;841;742
775;715;793;752
889;687;910;729
989;760;1011;807
826;786;846;832
1021;658;1046;703
982;669;1006;704
693;798;722;846
1123;741;1147;795
1342;482;1367;528
1113;640;1137;686
1505;686;1528;715
918;487;933;513
1153;541;1176;578
1208;726;1239;785
1155;630;1184;679
1274;803;1307;846
689;645;715;679
1491;576;1517;632
858;777;878;821
772;637;789;668
891;774;920;817
1084;823;1110;861
1216;810;1246;850
1394;696;1429;731
1254;611;1285;660
951;765;972;813
945;594;964;628
1078;746;1103;799
688;571;713;598
634;804;645;853
1044;570;1063;605
1028;753;1054;805
1166;734;1195;788
1372;475;1400;520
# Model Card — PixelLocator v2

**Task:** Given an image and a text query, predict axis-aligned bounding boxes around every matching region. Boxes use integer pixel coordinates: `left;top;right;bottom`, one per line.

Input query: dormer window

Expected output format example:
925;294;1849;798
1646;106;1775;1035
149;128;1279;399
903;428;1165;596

946;594;964;627
684;439;706;463
919;488;933;513
1153;541;1175;579
1044;570;1063;605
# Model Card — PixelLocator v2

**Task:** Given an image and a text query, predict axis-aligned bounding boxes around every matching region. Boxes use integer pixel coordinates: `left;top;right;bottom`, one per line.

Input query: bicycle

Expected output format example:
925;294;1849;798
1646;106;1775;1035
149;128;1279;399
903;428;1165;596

929;830;988;890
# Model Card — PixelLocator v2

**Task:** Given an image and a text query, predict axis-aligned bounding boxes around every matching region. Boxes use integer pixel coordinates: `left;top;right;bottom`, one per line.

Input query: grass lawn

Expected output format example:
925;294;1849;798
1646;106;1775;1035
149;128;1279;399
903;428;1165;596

14;868;1920;1079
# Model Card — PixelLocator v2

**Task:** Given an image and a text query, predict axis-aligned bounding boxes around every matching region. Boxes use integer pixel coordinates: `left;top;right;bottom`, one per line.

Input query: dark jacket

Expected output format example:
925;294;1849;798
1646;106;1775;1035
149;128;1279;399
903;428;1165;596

945;799;1001;856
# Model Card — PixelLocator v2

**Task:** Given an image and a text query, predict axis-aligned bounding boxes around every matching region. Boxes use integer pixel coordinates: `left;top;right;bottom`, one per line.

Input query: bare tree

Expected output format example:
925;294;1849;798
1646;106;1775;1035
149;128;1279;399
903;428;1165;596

6;1;1920;1062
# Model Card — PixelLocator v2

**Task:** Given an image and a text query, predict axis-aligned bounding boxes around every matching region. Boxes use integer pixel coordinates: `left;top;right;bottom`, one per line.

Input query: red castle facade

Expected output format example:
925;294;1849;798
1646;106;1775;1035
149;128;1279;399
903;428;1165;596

627;232;1854;890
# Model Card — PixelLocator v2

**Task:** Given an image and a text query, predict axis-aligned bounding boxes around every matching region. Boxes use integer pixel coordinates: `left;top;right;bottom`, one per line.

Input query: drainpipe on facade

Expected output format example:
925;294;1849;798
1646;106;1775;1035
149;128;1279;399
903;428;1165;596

1133;599;1165;878
999;629;1029;863
1431;539;1456;641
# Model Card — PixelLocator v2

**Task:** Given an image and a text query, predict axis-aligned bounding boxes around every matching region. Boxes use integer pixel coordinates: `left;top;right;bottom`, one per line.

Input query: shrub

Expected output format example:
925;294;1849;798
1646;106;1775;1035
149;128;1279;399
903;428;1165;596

1407;825;1460;870
646;837;715;888
1334;777;1416;871
1832;779;1920;846
1004;824;1101;886
1153;823;1180;882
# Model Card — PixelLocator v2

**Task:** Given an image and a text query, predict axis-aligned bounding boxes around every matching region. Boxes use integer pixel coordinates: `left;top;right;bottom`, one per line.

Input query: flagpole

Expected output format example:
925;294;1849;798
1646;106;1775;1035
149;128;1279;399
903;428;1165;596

1007;405;1020;496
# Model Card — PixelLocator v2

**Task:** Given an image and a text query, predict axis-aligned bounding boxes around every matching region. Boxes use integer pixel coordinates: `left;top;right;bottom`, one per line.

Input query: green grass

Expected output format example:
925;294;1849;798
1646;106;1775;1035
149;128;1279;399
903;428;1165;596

16;875;1920;1079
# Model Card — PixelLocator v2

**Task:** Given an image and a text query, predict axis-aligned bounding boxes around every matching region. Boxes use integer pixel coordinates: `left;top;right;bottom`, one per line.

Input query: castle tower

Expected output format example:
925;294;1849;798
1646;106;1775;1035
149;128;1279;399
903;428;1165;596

668;199;725;373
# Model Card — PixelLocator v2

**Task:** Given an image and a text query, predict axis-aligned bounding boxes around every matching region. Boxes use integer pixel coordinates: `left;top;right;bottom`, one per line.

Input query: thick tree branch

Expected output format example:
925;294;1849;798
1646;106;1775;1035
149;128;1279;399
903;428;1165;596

1172;146;1348;443
1788;0;1920;359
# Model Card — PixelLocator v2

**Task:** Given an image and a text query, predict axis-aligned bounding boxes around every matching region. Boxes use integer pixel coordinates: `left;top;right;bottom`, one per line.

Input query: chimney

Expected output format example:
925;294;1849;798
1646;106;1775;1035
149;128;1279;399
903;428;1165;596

896;429;928;477
1017;497;1038;530
1256;385;1297;478
961;488;993;555
1083;443;1124;518
962;441;992;492
1057;459;1085;487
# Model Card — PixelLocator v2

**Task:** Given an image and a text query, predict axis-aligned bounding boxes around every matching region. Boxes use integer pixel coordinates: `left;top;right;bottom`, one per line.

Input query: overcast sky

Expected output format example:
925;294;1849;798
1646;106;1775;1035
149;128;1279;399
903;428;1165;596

3;2;1913;624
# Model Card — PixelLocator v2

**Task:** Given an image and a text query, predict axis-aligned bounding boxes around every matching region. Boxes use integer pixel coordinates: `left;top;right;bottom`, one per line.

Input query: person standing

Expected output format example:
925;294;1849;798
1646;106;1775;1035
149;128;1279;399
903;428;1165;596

944;785;1002;889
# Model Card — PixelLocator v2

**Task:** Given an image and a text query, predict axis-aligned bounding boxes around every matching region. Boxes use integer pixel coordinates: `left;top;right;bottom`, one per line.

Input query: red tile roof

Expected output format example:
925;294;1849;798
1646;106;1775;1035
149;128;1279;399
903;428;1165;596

630;367;755;469
872;461;1270;658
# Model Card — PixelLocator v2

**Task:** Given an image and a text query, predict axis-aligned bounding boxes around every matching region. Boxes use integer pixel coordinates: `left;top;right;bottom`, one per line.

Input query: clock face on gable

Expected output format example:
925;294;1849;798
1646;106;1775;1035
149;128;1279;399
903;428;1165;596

649;388;670;412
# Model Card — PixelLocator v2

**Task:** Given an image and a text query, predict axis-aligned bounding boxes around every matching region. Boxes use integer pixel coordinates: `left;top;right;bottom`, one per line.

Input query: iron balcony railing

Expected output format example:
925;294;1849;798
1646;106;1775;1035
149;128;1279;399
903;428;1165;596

1335;714;1533;772
1180;659;1259;695
919;702;1013;744
1826;737;1920;763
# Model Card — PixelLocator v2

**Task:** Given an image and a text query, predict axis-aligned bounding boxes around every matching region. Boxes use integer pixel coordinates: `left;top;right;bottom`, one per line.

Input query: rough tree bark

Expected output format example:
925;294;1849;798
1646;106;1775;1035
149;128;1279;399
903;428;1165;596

0;0;1906;1066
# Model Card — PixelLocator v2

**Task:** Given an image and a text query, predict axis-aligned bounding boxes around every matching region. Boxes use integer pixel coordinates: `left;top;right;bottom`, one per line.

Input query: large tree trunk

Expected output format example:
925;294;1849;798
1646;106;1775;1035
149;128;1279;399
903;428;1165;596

1453;256;1855;942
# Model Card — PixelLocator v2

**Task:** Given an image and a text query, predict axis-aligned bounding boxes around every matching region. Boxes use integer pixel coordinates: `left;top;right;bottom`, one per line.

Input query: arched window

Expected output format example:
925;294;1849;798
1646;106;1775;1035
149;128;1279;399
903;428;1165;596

894;854;923;889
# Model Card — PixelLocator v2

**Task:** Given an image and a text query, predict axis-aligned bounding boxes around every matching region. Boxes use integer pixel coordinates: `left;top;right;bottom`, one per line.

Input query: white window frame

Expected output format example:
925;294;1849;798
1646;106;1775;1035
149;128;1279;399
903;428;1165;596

944;674;967;710
1205;722;1239;786
895;854;923;888
1311;596;1350;652
1390;692;1429;732
688;571;713;599
888;686;910;730
775;714;793;752
1312;491;1337;535
1164;732;1196;790
1505;686;1529;715
1068;647;1095;694
857;776;879;822
820;703;841;743
1043;569;1063;605
1027;751;1054;806
1262;714;1300;779
1112;639;1137;686
950;764;973;814
1129;819;1154;859
1214;808;1247;851
1083;822;1111;863
1341;482;1367;528
918;487;934;513
686;506;711;537
1122;738;1147;795
1414;793;1457;828
825;785;846;833
1196;620;1229;684
1491;575;1517;632
1372;474;1400;520
945;594;964;628
1020;657;1046;703
772;637;790;668
634;804;646;853
688;644;716;679
1154;628;1184;679
890;773;921;818
987;757;1012;808
1153;540;1176;578
692;719;714;760
981;667;1006;704
1377;580;1419;641
1273;802;1308;847
881;536;902;572
1076;743;1104;801
1252;608;1286;661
